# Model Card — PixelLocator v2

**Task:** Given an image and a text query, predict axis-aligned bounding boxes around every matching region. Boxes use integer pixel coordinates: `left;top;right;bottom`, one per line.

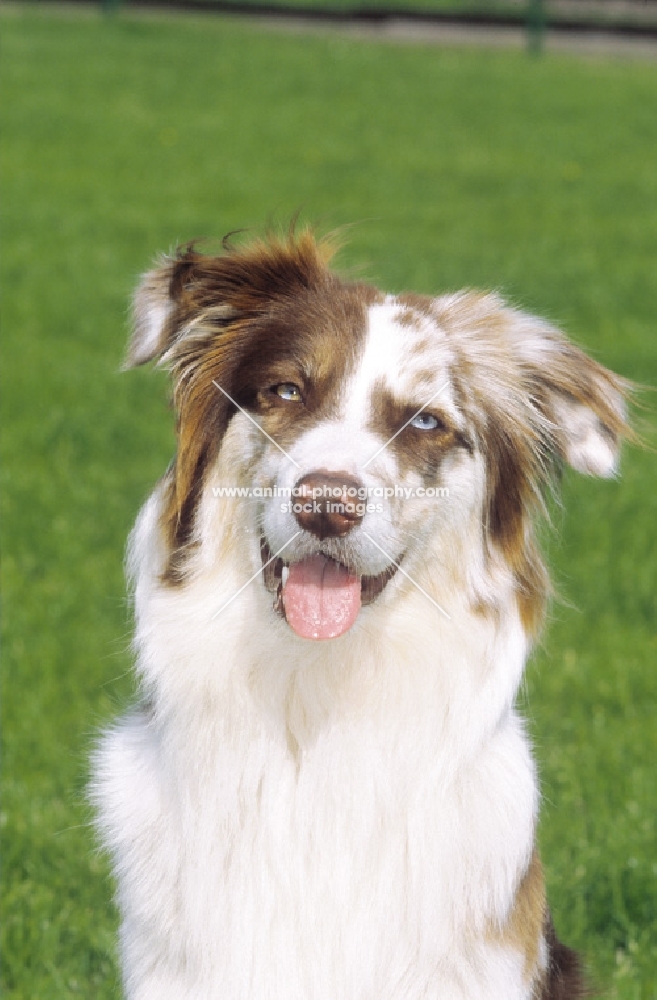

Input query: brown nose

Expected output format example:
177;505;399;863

292;471;365;539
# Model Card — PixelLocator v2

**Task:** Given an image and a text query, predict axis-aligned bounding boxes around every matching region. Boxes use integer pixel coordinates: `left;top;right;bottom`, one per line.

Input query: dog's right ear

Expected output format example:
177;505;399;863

124;258;178;369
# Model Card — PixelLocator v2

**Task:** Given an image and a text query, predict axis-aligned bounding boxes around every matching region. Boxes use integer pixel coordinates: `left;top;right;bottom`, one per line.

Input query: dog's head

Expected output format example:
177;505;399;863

128;231;630;641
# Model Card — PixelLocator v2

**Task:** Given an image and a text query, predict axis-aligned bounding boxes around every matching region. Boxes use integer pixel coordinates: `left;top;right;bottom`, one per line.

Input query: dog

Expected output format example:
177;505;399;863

93;230;630;999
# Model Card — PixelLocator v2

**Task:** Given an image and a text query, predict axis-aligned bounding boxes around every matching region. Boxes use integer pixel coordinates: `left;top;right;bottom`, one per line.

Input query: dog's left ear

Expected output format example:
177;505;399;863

125;257;178;368
510;310;631;477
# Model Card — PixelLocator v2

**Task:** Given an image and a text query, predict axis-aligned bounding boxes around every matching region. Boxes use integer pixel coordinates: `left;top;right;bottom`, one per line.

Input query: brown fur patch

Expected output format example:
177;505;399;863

489;855;586;998
488;850;546;983
480;415;551;636
159;464;203;586
232;279;381;454
538;915;587;999
131;231;379;582
396;291;436;323
368;381;471;480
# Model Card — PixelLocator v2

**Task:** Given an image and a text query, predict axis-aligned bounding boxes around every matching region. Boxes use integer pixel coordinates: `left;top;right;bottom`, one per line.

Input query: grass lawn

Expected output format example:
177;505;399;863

1;6;656;997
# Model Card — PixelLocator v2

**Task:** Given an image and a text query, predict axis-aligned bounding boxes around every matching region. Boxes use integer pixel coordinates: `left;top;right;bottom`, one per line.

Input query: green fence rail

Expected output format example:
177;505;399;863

59;0;657;50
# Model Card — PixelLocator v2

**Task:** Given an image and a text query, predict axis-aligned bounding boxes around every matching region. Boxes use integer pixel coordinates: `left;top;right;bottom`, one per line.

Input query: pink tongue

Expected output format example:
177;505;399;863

282;555;361;640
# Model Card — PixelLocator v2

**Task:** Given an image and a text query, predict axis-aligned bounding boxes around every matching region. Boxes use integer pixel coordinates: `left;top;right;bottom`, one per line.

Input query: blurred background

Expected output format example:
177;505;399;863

1;3;656;997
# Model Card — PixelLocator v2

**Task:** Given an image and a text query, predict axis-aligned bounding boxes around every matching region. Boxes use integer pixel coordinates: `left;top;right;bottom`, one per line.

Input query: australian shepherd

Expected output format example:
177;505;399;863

93;230;630;999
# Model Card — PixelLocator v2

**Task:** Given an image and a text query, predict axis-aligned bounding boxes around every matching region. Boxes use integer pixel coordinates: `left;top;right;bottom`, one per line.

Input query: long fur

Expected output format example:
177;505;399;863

92;231;629;1000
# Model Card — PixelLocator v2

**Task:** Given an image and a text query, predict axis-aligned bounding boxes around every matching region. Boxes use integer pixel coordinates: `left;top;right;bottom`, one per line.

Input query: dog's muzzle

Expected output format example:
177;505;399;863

261;468;399;641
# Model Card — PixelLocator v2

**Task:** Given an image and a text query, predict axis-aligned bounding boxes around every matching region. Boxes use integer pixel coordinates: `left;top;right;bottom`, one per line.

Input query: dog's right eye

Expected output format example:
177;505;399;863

272;383;303;402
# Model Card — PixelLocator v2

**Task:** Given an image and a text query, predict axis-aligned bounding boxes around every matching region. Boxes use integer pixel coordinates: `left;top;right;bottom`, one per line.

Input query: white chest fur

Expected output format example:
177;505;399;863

95;539;538;1000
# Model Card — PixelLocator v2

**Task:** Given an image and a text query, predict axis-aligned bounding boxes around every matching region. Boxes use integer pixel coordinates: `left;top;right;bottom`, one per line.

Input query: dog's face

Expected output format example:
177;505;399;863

128;232;629;641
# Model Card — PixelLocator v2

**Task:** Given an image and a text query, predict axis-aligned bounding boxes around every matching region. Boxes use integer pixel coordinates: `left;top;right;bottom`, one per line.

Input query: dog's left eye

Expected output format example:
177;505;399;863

409;412;440;431
273;383;303;402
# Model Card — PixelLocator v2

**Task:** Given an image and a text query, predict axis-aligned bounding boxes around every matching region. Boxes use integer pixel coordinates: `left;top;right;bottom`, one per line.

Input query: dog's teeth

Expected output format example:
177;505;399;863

273;583;284;616
281;566;289;586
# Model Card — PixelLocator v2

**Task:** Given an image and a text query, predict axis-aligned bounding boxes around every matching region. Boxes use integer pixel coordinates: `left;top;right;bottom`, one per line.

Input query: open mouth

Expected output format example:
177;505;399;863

261;538;399;641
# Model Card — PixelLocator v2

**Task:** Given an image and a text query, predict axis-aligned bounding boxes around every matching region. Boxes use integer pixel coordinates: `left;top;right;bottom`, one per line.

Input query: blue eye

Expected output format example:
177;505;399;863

273;383;302;402
410;412;440;431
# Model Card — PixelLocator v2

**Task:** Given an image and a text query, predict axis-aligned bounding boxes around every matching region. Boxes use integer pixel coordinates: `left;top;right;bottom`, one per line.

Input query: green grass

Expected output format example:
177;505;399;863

2;6;656;997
